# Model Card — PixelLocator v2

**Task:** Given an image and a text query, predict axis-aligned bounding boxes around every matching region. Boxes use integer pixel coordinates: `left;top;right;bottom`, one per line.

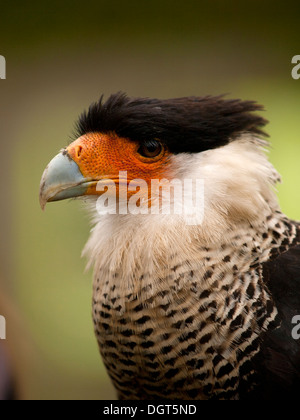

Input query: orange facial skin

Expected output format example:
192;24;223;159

66;132;172;200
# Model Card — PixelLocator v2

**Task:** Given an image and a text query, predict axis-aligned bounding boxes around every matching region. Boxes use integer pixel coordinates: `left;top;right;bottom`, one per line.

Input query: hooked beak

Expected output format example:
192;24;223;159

39;151;96;210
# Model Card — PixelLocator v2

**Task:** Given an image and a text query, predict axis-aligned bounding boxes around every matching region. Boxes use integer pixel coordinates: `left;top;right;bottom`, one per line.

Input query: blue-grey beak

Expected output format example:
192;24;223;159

39;151;93;210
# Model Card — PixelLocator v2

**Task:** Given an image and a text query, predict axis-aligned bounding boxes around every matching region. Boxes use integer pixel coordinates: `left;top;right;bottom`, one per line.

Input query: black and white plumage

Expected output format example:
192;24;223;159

40;92;300;400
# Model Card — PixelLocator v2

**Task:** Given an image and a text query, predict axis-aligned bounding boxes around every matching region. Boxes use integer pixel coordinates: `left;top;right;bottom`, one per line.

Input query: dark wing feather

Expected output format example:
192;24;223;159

249;233;300;400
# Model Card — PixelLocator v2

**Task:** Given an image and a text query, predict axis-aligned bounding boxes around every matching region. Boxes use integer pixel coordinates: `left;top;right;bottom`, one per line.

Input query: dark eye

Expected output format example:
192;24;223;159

137;140;163;158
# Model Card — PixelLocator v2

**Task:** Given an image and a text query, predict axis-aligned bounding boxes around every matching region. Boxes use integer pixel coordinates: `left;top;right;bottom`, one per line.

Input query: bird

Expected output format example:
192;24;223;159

39;92;300;400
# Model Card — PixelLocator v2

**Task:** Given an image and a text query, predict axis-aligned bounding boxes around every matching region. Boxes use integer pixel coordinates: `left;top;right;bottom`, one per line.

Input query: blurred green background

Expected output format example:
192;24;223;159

0;0;299;400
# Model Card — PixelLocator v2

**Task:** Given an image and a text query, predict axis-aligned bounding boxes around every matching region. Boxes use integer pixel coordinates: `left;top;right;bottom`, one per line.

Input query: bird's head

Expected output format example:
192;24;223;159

40;92;279;237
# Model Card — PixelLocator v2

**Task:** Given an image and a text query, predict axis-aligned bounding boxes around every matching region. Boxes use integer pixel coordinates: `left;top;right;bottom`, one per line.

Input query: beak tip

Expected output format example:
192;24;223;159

39;176;48;210
39;198;46;211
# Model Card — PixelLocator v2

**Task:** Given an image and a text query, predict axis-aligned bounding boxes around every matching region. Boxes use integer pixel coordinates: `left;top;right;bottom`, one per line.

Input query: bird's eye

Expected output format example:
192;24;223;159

137;140;163;158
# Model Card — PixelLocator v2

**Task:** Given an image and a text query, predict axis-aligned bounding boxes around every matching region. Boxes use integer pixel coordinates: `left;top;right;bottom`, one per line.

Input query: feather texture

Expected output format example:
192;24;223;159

75;92;268;154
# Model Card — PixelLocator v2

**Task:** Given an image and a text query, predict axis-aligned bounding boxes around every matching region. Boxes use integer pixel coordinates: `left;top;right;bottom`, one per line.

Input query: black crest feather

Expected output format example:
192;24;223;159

75;92;268;154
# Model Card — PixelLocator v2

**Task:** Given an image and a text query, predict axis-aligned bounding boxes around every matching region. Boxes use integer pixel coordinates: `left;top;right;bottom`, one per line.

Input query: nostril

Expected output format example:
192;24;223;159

75;145;83;158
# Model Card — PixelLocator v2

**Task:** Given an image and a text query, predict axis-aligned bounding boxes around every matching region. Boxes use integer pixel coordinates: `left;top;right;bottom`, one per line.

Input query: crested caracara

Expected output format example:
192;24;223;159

39;92;300;400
